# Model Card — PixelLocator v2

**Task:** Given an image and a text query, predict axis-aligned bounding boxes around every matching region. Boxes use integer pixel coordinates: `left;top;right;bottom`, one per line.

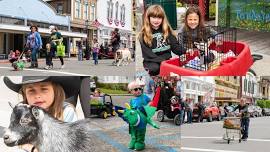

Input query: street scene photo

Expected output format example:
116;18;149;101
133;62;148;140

0;0;136;76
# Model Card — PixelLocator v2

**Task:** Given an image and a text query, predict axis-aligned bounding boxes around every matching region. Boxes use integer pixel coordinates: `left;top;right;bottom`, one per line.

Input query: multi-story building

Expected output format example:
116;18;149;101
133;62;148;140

0;0;86;58
45;0;97;56
215;76;240;106
259;76;270;100
181;76;215;104
241;71;260;105
96;0;132;48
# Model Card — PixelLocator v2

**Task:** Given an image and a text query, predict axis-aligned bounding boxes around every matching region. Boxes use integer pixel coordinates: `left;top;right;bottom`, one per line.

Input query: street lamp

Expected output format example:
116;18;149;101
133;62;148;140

85;19;90;60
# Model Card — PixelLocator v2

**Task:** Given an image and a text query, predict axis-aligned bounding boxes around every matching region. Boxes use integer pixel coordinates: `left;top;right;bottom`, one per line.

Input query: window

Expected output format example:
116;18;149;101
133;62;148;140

248;81;251;93
107;1;110;19
75;0;81;18
84;2;89;20
115;2;119;20
120;4;125;22
90;3;96;21
244;79;247;92
56;3;63;14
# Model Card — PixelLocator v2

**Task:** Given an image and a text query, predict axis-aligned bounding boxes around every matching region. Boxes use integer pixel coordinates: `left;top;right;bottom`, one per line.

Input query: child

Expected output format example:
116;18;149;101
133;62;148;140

4;76;78;152
127;81;151;150
8;50;17;63
178;6;219;65
90;88;103;105
139;5;186;76
44;43;53;70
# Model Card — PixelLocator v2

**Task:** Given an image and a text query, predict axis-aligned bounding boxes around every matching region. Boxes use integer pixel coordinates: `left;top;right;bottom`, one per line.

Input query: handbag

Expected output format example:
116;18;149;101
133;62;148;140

57;42;65;57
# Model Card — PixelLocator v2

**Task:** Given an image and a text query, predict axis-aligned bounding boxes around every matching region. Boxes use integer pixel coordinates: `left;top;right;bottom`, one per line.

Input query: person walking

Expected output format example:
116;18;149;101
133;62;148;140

92;38;99;65
233;98;250;141
26;25;43;68
49;25;65;69
111;28;120;52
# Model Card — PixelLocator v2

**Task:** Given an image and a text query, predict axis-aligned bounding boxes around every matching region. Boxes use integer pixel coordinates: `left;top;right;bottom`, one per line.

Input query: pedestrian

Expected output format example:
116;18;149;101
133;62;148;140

127;81;151;150
233;98;250;141
3;76;78;152
186;98;193;123
145;76;155;100
138;5;186;76
26;24;43;68
49;25;65;69
44;43;53;70
179;98;186;125
197;100;205;122
111;28;120;52
92;38;99;65
78;41;83;61
178;6;220;65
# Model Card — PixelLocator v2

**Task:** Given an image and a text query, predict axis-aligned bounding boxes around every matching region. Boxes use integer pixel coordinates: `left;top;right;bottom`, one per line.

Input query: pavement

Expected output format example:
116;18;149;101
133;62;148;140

0;57;136;76
181;117;270;152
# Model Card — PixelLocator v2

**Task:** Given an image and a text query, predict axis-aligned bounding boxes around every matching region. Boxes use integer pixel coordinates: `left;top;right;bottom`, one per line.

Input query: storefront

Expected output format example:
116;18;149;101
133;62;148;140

218;0;270;32
0;0;86;58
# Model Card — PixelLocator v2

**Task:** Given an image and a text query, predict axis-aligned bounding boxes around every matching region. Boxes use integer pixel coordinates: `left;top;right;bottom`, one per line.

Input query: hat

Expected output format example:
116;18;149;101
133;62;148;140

4;76;81;99
128;81;141;91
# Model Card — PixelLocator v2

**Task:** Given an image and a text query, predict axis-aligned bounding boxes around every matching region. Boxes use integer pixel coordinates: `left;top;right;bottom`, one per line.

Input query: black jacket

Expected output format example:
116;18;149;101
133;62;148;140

140;28;186;63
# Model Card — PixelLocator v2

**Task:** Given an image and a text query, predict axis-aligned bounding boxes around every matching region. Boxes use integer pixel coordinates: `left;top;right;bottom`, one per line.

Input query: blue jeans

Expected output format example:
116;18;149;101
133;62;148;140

180;110;185;124
93;52;98;64
187;111;193;123
241;118;250;139
78;50;83;61
31;48;38;62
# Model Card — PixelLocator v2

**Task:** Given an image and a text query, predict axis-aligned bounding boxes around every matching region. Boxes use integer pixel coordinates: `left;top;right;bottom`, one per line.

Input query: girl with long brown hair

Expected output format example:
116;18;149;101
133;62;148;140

139;4;186;76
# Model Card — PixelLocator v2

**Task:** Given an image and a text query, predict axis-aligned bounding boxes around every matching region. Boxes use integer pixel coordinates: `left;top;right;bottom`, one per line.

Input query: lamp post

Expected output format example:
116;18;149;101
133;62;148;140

85;19;90;60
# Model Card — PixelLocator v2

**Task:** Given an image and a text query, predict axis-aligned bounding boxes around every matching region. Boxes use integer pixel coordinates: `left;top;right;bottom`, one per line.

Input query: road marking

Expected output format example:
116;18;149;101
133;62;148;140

181;147;245;152
0;67;88;76
181;136;270;142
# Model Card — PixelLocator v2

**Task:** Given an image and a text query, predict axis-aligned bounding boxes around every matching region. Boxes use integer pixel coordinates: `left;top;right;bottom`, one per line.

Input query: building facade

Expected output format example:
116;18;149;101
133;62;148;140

242;71;260;105
215;76;240;106
0;0;86;58
181;76;215;104
259;76;270;100
96;0;132;48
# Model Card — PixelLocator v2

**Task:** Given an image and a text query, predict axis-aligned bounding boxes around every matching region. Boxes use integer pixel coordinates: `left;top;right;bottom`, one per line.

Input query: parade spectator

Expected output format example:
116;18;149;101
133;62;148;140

139;5;186;76
26;25;43;68
197;100;205;122
44;43;53;70
145;76;155;100
92;38;99;65
233;98;250;141
111;28;120;52
179;98;186;125
78;41;83;61
49;25;65;69
186;98;193;123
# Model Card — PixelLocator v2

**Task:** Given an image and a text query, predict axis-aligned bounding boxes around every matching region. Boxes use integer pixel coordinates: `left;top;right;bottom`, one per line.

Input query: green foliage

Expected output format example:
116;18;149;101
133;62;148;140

100;88;129;95
257;100;270;108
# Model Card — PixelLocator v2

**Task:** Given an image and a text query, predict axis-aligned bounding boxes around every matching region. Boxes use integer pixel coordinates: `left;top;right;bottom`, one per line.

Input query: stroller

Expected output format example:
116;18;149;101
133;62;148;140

156;84;181;125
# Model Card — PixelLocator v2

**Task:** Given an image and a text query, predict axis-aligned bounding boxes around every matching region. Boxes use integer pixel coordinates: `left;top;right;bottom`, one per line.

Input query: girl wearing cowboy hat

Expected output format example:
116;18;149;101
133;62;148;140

4;76;79;152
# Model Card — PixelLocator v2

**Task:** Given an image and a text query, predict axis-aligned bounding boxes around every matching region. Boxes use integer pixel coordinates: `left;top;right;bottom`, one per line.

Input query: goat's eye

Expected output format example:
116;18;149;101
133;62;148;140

20;117;31;125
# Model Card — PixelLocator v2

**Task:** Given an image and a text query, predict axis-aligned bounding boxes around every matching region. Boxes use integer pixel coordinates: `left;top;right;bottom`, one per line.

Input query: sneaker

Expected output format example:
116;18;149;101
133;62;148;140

60;65;65;69
44;66;50;70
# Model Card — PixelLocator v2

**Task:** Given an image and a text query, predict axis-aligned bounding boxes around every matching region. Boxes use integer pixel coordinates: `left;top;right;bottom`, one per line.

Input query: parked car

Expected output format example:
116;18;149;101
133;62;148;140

262;108;270;116
193;102;221;122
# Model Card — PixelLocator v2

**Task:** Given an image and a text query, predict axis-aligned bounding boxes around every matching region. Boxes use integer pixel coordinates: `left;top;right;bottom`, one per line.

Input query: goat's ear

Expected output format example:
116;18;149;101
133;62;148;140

8;102;14;109
31;106;45;121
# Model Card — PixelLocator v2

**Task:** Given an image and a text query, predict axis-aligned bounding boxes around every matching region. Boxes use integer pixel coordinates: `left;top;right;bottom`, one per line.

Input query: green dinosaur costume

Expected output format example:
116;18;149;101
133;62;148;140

118;103;159;151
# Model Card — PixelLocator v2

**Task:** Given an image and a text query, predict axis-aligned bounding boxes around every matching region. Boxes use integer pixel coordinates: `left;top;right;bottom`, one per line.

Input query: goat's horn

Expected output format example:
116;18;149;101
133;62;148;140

8;102;14;109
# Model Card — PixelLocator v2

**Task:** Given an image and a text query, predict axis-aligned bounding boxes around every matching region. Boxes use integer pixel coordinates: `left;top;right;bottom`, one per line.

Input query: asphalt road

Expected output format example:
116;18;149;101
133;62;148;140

0;58;135;76
181;116;270;152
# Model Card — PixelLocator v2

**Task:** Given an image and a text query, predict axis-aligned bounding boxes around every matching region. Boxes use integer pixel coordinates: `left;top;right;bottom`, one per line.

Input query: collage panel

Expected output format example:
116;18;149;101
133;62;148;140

0;76;180;152
0;0;135;76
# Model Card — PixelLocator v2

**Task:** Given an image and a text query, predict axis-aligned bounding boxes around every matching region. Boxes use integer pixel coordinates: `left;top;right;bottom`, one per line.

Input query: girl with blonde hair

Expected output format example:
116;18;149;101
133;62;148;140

139;4;186;76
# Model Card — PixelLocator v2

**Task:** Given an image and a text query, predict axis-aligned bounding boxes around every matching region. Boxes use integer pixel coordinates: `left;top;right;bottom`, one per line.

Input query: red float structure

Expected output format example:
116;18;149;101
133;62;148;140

159;41;253;76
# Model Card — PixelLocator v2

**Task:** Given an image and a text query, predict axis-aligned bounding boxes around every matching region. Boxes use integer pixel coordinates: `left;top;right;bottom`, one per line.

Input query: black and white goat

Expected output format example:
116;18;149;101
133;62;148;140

3;103;98;152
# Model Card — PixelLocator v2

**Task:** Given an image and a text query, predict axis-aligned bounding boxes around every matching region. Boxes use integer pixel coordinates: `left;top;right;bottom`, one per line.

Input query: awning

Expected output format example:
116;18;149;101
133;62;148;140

0;24;86;38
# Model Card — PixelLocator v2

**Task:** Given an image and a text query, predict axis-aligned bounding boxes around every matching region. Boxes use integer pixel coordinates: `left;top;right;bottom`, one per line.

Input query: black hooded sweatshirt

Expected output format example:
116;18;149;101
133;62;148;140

140;28;186;63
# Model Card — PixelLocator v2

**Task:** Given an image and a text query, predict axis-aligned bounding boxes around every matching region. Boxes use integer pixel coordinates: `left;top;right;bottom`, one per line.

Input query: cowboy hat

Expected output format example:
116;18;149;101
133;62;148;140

4;76;81;99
